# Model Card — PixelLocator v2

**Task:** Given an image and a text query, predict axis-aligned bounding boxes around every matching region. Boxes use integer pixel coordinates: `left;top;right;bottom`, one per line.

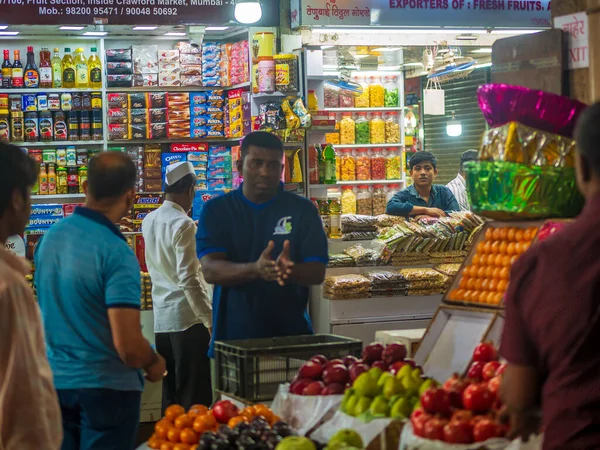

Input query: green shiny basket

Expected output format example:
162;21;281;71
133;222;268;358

464;161;584;220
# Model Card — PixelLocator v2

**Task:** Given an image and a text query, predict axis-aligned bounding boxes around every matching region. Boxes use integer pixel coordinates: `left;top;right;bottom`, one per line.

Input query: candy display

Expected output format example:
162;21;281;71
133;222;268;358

372;185;386;216
383;76;399;107
353;77;370;108
370;149;386;180
385;148;401;180
385;112;400;143
338;149;355;181
447;224;539;307
339;113;355;145
274;54;299;94
368;76;384;108
355;113;370;144
340;186;357;215
356;186;373;216
370;113;385;144
355;149;370;180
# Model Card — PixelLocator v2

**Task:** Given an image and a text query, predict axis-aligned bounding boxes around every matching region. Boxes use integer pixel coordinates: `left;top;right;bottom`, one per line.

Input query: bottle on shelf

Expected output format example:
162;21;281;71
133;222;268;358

12;50;23;88
329;193;342;239
355;112;370;145
341;186;357;215
317;198;331;236
38;163;48;195
353;76;370;108
24;46;40;89
51;48;62;88
356;185;373;216
74;48;89;89
339;112;355;145
39;47;52;89
57;166;68;194
88;47;102;89
2;50;12;88
62;48;75;89
323;143;337;184
308;90;318;112
370;112;385;145
369;76;384;108
316;144;325;184
384;76;399;107
47;164;57;195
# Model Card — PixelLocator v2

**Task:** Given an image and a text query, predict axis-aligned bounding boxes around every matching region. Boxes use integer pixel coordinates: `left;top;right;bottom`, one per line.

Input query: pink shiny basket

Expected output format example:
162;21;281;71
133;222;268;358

477;84;588;138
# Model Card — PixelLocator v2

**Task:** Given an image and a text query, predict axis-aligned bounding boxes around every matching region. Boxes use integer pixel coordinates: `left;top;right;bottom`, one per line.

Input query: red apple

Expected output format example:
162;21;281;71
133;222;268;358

463;383;494;413
324;359;344;370
420;387;452;415
488;376;501;399
472;342;498;363
302;381;325;396
381;343;407;366
362;342;384;365
323;364;349;385
349;363;369;381
342;355;359;367
496;363;507;376
371;360;387;371
443;419;473;444
423;417;448;440
212;400;239;424
310;354;328;365
290;377;312;395
482;361;502;381
389;361;408;375
298;361;323;380
321;382;345;395
473;418;504;442
443;374;470;409
467;361;485;381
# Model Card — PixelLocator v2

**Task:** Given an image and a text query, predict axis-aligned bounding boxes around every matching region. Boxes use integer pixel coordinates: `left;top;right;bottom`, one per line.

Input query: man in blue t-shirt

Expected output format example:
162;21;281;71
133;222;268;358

35;152;166;450
196;131;328;357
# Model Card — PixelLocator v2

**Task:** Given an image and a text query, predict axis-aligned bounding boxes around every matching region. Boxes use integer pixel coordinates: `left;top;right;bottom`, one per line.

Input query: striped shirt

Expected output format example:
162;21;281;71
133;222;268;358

447;173;470;211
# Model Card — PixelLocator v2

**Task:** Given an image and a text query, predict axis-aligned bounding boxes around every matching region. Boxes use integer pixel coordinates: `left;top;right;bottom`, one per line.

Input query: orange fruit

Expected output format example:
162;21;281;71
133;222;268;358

175;414;194;430
254;405;274;423
191;446;198;450
499;228;508;240
165;405;186;422
270;415;282;425
506;228;516;242
479;254;488;266
173;445;191;450
483;241;492;254
494;254;504;267
167;427;181;443
506;242;515;255
498;241;507;255
492;228;501;241
455;289;466;300
180;428;199;445
484;266;494;279
459;277;469;289
465;278;475;290
510;255;519;265
472;254;481;265
148;435;162;449
241;406;256;418
481;278;490;291
497;280;508;293
515;230;524;242
499;267;510;280
477;242;486;254
161;443;175;450
463;290;473;302
473;279;483;291
488;279;498;292
155;420;174;440
491;267;501;280
485;228;494;241
228;416;248;428
479;291;490;304
188;405;209;418
491;241;501;254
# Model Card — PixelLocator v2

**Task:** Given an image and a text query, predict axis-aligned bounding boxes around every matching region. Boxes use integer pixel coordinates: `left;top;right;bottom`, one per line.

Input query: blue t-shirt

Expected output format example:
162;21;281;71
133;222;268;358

34;207;144;392
386;184;460;217
196;186;329;357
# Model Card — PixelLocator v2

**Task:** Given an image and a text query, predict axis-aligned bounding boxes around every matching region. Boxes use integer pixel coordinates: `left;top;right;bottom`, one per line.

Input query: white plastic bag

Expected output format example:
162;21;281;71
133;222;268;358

423;80;445;116
311;410;393;446
271;384;344;436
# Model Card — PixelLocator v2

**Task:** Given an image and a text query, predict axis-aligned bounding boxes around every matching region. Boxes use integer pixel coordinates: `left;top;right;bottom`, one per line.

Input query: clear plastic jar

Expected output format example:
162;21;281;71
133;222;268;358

324;84;339;108
308;90;318;112
371;148;386;180
354;76;370;108
339;89;354;108
339;148;356;181
385;112;401;143
373;185;387;216
386;184;401;203
340;112;355;145
356;148;371;181
384;76;400;107
341;186;357;214
370;112;385;145
355;112;370;145
386;147;402;180
369;76;384;108
357;185;373;216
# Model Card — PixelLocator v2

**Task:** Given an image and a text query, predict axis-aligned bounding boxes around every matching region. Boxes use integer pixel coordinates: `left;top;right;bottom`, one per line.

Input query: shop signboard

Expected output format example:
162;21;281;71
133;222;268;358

1;0;278;26
554;12;589;69
290;0;552;29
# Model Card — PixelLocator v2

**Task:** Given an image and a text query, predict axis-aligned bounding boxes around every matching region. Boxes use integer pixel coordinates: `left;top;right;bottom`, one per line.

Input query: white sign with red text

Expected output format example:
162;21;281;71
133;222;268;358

554;12;589;70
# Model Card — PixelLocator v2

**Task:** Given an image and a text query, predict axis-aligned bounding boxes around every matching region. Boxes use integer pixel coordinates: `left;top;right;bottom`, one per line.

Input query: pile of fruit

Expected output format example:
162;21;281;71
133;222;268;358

147;401;282;449
410;343;507;444
324;429;364;450
289;343;410;397
447;225;538;306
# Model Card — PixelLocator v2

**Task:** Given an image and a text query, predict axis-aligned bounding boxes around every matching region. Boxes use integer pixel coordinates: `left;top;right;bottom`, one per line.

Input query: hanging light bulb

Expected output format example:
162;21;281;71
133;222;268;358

446;111;462;137
234;0;263;24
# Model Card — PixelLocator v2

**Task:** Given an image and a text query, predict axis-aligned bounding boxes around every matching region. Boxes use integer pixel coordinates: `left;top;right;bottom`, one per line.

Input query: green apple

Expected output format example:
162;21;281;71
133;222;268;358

341;388;356;412
411;367;423;379
354;396;373;416
368;367;384;381
400;374;420;395
382;377;405;400
377;372;394;388
369;395;390;416
418;378;437;396
353;373;379;397
395;365;413;380
276;436;317;450
329;429;364;449
345;394;360;416
390;397;412;419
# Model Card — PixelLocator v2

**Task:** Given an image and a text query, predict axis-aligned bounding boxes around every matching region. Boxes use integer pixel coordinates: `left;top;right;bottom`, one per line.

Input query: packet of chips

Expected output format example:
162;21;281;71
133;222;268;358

281;99;300;129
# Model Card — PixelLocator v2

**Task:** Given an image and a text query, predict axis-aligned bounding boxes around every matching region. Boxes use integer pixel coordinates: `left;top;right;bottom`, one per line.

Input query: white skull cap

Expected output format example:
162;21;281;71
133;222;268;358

165;161;195;186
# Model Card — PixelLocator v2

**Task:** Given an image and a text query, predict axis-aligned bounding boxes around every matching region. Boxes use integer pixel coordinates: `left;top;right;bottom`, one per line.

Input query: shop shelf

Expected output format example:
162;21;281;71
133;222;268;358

252;91;300;99
323;107;403;112
214;334;362;403
0;88;101;94
11;140;105;147
107;138;241;145
105;82;250;93
31;193;85;203
327;143;403;149
309;179;405;188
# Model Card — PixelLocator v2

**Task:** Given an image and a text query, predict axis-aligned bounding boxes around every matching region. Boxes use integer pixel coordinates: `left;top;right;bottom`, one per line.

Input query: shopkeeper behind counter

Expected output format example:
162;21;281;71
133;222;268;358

386;151;460;218
196;131;328;357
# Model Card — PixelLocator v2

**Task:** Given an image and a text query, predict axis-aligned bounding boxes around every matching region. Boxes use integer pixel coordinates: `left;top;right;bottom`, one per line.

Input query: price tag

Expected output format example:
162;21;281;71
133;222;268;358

5;235;26;258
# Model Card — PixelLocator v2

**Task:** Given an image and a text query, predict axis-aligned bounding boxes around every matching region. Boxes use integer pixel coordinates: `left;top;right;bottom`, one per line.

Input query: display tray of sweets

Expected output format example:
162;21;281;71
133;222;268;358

443;221;541;310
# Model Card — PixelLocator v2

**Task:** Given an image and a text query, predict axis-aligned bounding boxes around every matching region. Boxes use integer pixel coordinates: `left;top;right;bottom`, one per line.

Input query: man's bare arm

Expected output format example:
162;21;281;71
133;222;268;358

500;363;540;441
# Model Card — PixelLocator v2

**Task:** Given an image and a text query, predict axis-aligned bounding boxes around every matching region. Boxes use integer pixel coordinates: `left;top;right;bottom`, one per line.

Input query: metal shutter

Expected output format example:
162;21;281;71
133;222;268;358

422;69;489;184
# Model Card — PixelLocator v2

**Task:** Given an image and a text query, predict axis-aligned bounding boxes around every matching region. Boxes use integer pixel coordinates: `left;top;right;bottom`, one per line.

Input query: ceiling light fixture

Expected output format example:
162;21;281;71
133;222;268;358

205;26;230;31
60;26;85;30
471;48;493;54
0;26;9;30
234;0;263;24
165;32;187;36
83;31;107;36
446;111;462;137
133;26;158;30
0;31;19;36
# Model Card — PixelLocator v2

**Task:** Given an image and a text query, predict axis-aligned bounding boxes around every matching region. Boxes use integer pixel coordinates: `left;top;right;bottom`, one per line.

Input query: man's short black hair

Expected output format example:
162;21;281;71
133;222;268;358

460;150;479;170
575;102;600;175
0;143;38;217
409;151;437;170
165;173;195;195
87;151;137;201
241;131;284;158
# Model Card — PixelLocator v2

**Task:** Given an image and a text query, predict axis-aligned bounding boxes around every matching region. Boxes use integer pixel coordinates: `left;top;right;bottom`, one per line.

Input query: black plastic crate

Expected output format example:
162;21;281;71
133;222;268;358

214;334;362;403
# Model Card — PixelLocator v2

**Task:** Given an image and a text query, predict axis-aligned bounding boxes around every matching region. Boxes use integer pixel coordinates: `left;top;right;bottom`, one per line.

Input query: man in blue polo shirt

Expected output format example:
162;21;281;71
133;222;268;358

196;131;328;356
35;152;165;450
386;151;459;218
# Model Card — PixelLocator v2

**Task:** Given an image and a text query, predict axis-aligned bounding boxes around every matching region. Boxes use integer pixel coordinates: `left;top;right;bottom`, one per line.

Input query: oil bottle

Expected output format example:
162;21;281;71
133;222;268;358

62;48;75;89
51;48;62;88
74;48;88;89
88;47;102;89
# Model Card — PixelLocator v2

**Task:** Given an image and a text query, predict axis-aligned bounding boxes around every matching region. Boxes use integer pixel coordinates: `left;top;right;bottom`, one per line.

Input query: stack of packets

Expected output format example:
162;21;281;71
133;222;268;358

202;42;222;87
131;193;163;232
227;89;251;139
107;92;168;141
171;143;209;190
110;145;145;192
340;214;379;241
191;90;225;138
322;274;371;300
25;204;67;259
191;190;227;223
106;48;133;88
433;263;461;289
143;144;163;192
133;45;159;87
140;272;153;310
177;42;203;87
399;268;448;296
364;271;408;297
207;145;233;191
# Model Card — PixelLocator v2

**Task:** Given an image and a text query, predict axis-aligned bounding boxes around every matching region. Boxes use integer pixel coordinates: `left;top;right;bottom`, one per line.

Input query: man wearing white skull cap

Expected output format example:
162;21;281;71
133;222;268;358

143;161;213;411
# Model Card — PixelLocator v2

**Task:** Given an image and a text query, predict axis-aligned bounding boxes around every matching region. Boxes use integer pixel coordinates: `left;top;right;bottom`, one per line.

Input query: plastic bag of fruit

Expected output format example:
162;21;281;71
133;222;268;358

271;384;343;436
311;410;393;447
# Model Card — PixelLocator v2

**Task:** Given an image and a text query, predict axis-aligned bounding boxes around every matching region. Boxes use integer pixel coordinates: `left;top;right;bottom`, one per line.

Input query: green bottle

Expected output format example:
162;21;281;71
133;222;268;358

324;143;337;184
316;144;325;184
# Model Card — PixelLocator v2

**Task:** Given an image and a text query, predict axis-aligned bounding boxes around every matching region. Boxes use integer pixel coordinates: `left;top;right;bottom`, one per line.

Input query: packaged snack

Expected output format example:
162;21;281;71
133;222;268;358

132;45;158;74
191;127;207;138
171;143;206;153
158;49;180;64
208;155;232;169
181;76;203;87
129;109;148;125
180;53;203;66
187;151;208;162
128;93;147;109
159;62;181;72
181;65;203;76
149;108;167;124
143;147;161;168
107;74;133;88
143;178;162;191
191;105;208;116
208;166;232;179
162;152;186;177
129;124;147;140
108;124;128;140
192;116;207;127
208;178;232;190
195;180;208;190
106;48;132;62
175;41;201;54
108;108;128;124
202;76;221;87
148;92;167;109
159;72;181;87
293;98;312;128
133;74;159;87
106;62;134;75
195;169;207;180
148;123;167;140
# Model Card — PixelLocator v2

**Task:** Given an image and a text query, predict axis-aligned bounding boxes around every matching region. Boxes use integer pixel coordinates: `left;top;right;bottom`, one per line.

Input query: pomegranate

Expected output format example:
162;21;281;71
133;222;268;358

463;383;494;413
410;409;432;438
381;343;407;365
310;354;328;366
421;387;452;415
472;342;498;363
212;400;239;424
361;343;384;365
467;361;485;380
298;361;323;380
443;419;473;444
443;374;470;409
488;376;501;400
423;417;448;441
473;418;504;442
496;363;507;376
322;364;349;385
482;361;502;381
